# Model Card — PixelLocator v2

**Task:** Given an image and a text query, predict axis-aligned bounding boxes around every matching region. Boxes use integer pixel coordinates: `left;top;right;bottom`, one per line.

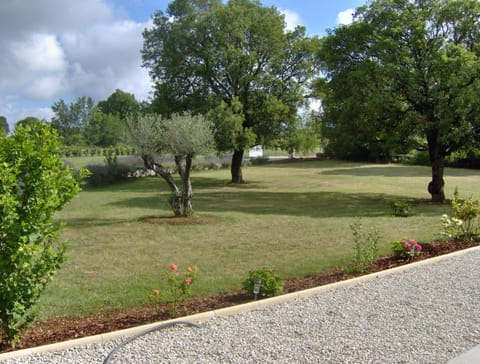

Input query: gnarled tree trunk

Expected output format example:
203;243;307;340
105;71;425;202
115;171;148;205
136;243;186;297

231;149;244;183
142;154;183;216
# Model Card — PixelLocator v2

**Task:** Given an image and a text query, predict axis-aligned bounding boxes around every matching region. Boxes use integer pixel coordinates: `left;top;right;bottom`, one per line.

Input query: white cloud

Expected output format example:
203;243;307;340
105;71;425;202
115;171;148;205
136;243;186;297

25;76;65;100
0;1;153;126
337;8;355;25
11;34;67;73
280;8;303;31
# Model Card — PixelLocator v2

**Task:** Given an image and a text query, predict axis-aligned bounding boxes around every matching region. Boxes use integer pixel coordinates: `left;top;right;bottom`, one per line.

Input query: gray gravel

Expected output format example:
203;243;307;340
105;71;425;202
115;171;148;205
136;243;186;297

2;248;480;364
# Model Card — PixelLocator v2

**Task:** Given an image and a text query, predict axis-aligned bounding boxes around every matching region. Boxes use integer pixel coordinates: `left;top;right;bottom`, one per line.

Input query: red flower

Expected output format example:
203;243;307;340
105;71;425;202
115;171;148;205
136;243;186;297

185;277;192;286
170;263;177;271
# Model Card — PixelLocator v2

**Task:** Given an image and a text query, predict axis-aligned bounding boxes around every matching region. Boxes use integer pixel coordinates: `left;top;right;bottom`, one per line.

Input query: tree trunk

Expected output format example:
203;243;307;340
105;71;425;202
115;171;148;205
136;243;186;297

231;149;244;183
426;134;446;203
176;155;193;216
142;154;183;216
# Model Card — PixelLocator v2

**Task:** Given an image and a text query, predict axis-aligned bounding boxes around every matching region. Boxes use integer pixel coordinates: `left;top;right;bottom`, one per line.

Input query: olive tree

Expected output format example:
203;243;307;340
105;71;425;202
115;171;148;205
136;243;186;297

127;112;213;216
0;121;84;346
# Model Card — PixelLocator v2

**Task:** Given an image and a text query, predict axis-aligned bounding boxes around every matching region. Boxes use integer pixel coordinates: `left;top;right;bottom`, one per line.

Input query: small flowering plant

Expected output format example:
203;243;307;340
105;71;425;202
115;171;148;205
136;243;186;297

391;238;422;259
152;263;198;317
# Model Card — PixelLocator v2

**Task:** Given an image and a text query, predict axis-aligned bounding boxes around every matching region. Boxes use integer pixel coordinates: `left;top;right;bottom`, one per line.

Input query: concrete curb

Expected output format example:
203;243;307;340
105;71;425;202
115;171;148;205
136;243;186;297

2;245;479;361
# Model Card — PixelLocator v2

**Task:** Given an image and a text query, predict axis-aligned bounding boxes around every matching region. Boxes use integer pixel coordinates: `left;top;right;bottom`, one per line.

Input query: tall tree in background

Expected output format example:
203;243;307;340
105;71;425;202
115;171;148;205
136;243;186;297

318;0;480;202
51;96;95;145
0;116;9;137
142;0;320;183
97;89;139;120
15;117;43;131
83;108;123;147
84;90;140;147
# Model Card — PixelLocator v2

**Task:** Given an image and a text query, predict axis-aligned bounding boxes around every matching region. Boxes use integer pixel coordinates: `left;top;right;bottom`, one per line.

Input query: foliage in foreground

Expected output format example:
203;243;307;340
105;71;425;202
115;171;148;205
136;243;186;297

242;269;283;299
441;188;480;241
0;122;83;346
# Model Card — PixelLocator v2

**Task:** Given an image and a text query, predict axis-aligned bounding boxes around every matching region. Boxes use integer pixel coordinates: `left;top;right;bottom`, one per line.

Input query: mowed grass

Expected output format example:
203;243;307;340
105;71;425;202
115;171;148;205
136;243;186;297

38;160;480;320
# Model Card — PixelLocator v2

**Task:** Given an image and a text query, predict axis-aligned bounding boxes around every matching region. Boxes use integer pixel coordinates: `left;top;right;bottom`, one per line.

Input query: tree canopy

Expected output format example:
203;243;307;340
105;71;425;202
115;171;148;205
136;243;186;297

318;0;480;201
142;0;320;182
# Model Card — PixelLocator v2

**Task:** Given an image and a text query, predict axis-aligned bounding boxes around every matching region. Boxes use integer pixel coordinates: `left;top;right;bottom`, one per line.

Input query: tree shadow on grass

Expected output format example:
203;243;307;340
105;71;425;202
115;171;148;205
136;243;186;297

110;190;445;219
319;165;432;178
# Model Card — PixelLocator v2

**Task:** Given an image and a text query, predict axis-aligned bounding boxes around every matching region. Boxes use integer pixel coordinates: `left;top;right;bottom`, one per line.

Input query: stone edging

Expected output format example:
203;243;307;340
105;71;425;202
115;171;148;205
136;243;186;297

2;245;479;361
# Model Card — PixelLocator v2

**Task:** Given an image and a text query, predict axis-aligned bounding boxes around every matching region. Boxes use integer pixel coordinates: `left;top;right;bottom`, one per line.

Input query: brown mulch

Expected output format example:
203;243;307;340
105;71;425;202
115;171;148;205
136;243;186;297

1;239;478;353
140;214;222;225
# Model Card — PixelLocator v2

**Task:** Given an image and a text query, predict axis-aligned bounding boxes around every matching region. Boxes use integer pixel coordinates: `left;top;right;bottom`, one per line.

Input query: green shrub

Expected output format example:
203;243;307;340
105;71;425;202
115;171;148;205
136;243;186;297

406;150;430;166
348;220;380;273
249;156;270;166
242;269;283;298
390;200;411;217
441;188;480;241
0;122;84;346
446;149;480;169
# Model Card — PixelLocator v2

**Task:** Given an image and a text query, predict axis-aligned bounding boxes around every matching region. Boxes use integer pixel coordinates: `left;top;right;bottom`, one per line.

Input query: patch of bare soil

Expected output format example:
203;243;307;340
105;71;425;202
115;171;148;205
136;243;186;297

1;240;478;353
140;214;222;225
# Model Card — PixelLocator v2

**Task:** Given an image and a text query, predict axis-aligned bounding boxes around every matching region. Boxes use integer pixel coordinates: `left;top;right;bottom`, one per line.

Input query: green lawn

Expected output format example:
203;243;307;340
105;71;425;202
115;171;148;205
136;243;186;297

39;160;480;319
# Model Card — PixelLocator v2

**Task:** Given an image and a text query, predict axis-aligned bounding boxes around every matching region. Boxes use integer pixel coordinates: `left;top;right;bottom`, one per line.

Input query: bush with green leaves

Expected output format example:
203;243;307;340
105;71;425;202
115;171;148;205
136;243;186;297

242;269;283;299
441;188;480;241
348;220;380;273
0;122;84;346
390;200;411;217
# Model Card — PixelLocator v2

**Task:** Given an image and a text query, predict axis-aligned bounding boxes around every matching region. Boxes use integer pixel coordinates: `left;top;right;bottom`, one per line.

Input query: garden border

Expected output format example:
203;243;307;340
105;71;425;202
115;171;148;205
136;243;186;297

2;245;480;361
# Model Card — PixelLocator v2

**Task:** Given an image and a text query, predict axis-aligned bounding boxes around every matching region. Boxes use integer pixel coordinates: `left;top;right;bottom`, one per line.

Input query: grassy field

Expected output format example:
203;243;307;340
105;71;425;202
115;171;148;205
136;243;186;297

38;160;480;320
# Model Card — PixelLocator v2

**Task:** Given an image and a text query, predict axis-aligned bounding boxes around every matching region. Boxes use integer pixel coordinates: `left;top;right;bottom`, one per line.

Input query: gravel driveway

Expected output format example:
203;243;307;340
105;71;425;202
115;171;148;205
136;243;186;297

2;247;480;364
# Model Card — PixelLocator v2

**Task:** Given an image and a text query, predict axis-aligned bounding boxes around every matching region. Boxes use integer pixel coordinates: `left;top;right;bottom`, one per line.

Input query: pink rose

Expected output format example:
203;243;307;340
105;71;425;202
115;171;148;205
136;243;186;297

185;277;192;286
170;263;177;271
415;244;422;251
408;239;417;244
405;243;411;250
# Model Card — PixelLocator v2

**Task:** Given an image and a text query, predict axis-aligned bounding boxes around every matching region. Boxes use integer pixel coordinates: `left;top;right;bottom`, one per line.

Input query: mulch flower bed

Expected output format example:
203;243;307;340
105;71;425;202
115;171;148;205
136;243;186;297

1;239;478;353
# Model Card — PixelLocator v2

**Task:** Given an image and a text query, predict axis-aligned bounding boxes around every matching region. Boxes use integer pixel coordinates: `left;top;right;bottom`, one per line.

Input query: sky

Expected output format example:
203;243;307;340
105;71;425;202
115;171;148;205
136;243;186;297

0;0;366;130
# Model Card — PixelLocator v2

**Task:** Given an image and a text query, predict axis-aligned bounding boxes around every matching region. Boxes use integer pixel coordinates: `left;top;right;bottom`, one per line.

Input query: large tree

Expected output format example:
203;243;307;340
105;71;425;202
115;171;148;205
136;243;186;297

142;0;320;183
318;0;480;202
126;112;213;216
